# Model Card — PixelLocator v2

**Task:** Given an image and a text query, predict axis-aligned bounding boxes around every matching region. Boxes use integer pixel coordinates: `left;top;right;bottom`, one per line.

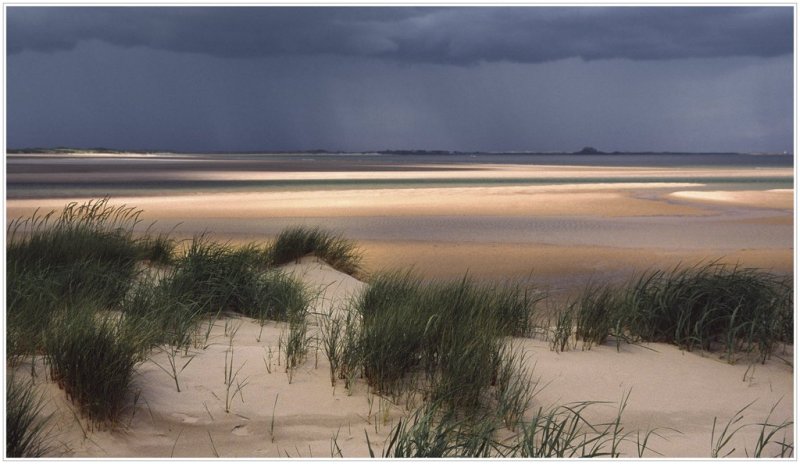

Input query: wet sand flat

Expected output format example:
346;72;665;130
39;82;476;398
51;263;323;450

7;162;793;292
358;240;794;289
5;154;793;291
6;184;713;218
7;208;792;301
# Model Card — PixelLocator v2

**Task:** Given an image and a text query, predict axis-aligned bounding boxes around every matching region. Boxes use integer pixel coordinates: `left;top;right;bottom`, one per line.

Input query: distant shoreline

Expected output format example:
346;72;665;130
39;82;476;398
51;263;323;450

6;148;793;156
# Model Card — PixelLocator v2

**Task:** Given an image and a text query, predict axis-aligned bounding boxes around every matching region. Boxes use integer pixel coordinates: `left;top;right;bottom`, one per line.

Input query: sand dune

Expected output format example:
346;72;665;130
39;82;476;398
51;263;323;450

15;258;792;458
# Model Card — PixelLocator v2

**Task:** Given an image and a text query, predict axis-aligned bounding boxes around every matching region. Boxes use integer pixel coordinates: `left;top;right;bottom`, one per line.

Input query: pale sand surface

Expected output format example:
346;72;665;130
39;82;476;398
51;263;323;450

6;184;712;218
670;189;794;210
16;259;793;458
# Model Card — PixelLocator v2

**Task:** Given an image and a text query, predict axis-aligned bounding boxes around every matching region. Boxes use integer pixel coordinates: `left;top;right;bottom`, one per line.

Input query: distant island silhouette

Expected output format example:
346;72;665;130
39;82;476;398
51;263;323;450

573;146;605;155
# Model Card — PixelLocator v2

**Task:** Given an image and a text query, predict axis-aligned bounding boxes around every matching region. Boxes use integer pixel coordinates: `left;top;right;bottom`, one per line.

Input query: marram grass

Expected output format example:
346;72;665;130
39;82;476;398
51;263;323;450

352;270;541;411
570;262;792;362
370;393;639;458
7;198;144;310
267;225;362;275
6;375;54;457
158;235;305;319
44;308;151;427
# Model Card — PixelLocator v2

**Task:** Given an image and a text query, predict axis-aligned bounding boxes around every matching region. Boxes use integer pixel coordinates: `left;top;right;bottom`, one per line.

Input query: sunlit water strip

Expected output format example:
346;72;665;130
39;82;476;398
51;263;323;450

6;176;793;199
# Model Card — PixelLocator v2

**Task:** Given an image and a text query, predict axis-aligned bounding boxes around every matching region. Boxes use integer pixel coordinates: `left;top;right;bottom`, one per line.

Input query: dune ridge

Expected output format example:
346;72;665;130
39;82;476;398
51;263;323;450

11;257;792;458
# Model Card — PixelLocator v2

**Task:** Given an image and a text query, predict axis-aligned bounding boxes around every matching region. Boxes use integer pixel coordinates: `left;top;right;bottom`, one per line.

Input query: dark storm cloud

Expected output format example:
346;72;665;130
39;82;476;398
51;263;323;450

7;7;793;64
7;41;793;153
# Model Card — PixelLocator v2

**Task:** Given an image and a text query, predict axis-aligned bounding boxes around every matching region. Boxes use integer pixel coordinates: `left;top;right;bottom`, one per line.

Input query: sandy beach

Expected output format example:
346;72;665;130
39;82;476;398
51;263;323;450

5;153;794;458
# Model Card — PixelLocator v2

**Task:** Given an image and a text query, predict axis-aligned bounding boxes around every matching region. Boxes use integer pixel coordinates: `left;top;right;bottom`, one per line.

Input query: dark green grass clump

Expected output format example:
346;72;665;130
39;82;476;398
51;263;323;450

44;309;150;426
7;265;64;364
158;237;308;321
572;263;792;362
7;199;144;309
7;199;143;271
353;270;541;410
626;263;792;359
136;231;177;265
6;199;154;359
6;375;54;457
159;237;266;316
267;226;362;275
120;236;311;354
574;284;619;349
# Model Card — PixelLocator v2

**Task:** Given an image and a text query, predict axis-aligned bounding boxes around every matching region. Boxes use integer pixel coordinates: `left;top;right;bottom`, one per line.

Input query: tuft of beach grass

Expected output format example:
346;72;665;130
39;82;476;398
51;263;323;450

44;308;150;427
6;375;55;457
354;270;540;412
266;226;362;275
564;262;791;362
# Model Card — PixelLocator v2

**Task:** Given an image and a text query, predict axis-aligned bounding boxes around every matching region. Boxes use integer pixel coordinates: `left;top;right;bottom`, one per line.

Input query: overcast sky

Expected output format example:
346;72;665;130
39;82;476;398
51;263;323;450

6;7;794;153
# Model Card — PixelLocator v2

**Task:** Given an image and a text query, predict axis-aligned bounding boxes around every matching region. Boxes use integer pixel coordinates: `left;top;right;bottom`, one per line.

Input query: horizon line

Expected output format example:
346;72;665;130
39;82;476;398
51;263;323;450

6;147;794;156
